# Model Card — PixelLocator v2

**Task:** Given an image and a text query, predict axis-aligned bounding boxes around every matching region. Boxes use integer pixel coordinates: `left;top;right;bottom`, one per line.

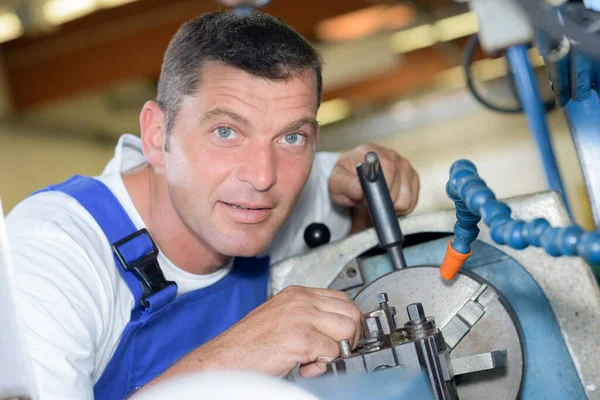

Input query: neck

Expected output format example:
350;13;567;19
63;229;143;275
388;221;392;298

122;164;231;275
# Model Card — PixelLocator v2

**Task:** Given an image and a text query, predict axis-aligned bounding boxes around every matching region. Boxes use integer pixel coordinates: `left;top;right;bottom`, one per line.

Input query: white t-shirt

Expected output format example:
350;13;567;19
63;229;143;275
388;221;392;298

6;134;351;400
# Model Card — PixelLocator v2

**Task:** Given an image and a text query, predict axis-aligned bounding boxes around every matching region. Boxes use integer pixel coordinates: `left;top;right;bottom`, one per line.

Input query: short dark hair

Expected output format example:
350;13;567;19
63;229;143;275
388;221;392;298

156;10;323;139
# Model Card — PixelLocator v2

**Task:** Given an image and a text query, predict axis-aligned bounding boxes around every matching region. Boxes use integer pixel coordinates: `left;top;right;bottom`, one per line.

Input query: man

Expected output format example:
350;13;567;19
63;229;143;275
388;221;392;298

6;11;419;400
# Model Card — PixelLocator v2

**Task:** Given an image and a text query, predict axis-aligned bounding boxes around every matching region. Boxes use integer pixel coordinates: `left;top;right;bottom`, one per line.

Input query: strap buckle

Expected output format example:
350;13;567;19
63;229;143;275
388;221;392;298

112;228;176;308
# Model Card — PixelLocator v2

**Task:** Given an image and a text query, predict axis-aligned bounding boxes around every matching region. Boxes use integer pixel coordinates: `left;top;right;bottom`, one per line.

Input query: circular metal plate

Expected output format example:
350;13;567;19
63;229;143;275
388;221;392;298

353;266;523;400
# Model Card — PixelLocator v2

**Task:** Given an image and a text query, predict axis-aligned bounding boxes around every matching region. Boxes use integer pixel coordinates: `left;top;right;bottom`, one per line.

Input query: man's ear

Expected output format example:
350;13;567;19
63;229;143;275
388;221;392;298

140;101;167;167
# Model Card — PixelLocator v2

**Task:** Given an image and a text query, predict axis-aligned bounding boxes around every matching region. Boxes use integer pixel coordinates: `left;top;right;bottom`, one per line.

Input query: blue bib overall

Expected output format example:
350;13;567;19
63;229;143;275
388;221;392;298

36;175;269;399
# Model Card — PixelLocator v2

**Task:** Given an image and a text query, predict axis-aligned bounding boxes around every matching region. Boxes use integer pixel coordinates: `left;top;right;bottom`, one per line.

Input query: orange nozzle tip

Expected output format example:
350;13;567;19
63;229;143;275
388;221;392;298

439;240;472;280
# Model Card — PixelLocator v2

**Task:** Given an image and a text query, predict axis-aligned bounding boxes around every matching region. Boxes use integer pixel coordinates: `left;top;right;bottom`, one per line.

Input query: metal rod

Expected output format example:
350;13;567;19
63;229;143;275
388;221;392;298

363;152;380;182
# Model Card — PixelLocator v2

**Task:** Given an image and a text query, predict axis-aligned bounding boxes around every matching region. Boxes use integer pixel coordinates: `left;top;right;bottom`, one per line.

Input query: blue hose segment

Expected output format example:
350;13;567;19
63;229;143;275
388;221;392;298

506;45;571;216
446;161;481;255
448;159;600;266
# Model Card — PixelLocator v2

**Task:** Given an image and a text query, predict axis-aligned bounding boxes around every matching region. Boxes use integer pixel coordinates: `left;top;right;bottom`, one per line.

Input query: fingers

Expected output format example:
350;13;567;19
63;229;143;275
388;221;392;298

279;286;362;352
296;331;340;378
379;155;400;204
281;287;362;347
329;144;419;216
281;285;353;302
311;295;363;348
392;159;417;215
407;172;420;215
329;166;363;207
294;330;340;378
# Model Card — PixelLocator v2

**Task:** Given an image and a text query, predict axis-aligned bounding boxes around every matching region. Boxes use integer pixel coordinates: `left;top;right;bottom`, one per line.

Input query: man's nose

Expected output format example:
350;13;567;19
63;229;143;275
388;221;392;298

236;142;277;192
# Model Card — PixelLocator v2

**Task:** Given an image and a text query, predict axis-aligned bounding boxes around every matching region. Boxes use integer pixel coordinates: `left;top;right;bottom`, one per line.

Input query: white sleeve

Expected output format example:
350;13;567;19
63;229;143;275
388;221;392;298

268;151;352;264
9;230;101;400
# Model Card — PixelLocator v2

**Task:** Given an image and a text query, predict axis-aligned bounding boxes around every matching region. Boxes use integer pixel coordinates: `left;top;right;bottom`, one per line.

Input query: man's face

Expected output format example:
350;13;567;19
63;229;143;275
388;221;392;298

163;61;319;257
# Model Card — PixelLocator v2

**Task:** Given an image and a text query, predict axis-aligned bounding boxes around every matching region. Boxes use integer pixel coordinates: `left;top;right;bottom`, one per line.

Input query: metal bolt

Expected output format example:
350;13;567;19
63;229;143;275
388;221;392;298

365;316;383;338
377;293;389;308
407;303;425;322
338;339;351;358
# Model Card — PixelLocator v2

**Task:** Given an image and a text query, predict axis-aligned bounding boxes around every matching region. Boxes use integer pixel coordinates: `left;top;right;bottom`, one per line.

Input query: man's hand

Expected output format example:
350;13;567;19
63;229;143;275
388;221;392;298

329;144;419;229
152;286;363;385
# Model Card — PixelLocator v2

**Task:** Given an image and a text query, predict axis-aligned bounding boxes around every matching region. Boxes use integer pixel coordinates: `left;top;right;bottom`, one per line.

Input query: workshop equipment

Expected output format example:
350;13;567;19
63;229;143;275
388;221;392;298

356;152;407;269
272;153;600;399
326;292;512;400
464;0;600;230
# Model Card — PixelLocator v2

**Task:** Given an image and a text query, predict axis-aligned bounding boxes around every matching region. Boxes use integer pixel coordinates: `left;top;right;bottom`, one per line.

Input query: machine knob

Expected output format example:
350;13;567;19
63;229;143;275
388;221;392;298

304;223;331;248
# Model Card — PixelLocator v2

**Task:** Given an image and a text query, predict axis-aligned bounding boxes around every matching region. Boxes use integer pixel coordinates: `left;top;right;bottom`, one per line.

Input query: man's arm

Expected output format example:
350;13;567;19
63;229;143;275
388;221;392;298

136;285;362;396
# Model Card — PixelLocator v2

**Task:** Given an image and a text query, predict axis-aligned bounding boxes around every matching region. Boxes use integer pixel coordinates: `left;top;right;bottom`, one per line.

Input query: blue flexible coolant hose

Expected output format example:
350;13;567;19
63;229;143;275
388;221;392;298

446;160;600;265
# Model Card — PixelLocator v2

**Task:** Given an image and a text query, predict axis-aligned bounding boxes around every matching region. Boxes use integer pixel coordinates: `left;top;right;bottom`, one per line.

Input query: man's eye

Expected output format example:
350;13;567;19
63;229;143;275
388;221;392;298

282;133;305;145
214;127;235;139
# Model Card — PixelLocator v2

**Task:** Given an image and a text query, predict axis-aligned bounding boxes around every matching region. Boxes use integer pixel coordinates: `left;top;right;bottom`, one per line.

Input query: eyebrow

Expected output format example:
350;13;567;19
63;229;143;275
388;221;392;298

198;107;251;127
284;117;319;135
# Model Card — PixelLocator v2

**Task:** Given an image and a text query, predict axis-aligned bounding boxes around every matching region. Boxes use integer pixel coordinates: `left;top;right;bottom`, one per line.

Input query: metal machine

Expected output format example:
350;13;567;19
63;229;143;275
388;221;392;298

273;151;600;399
272;1;600;397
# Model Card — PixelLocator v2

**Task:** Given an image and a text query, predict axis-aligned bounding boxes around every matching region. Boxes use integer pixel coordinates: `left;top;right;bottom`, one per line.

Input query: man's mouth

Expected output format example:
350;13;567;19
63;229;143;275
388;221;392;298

218;201;274;224
221;201;274;211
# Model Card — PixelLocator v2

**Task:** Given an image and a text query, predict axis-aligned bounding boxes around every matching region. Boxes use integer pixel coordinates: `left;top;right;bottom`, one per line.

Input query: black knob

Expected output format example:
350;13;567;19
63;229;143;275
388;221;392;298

304;223;331;248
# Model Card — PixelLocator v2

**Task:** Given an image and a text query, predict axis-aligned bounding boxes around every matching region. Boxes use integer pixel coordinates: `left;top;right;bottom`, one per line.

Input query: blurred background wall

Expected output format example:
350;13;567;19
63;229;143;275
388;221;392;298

0;0;592;230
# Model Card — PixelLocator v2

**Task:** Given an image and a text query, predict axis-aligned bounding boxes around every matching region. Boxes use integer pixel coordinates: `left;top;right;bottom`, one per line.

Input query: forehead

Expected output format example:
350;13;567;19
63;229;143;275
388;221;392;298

191;61;318;114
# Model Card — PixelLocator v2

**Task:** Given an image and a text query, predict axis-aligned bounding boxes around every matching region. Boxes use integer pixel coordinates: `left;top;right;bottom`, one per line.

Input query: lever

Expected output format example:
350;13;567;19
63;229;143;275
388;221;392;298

356;152;407;269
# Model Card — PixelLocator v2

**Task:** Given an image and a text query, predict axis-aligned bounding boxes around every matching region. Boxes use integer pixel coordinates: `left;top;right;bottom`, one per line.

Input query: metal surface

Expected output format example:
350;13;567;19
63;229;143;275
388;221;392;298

270;191;600;396
329;259;364;291
442;284;493;350
357;152;407;269
270;227;378;295
451;351;507;376
338;339;351;358
404;237;587;399
353;266;523;400
363;152;380;182
517;0;600;61
365;295;397;335
565;90;600;231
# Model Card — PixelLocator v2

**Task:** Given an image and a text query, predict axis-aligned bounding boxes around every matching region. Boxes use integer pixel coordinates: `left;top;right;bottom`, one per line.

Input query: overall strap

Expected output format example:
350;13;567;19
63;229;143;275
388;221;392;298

34;175;177;313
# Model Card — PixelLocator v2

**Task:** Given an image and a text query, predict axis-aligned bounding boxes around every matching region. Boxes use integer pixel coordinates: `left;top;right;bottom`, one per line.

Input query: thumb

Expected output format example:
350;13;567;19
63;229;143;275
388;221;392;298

299;359;331;378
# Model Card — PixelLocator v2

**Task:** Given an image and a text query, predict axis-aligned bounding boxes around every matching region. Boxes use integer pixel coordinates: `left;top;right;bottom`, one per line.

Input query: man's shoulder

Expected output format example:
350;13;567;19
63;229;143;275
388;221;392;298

5;180;118;263
8;188;87;233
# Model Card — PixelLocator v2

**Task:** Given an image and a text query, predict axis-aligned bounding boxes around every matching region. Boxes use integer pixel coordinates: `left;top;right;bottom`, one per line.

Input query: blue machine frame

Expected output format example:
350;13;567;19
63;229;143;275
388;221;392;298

506;40;600;232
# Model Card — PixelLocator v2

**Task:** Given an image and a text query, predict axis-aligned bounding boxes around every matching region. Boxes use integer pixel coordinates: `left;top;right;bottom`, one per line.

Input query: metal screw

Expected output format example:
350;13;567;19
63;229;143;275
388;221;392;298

338;339;351;358
377;293;389;308
407;303;425;322
365;316;383;338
